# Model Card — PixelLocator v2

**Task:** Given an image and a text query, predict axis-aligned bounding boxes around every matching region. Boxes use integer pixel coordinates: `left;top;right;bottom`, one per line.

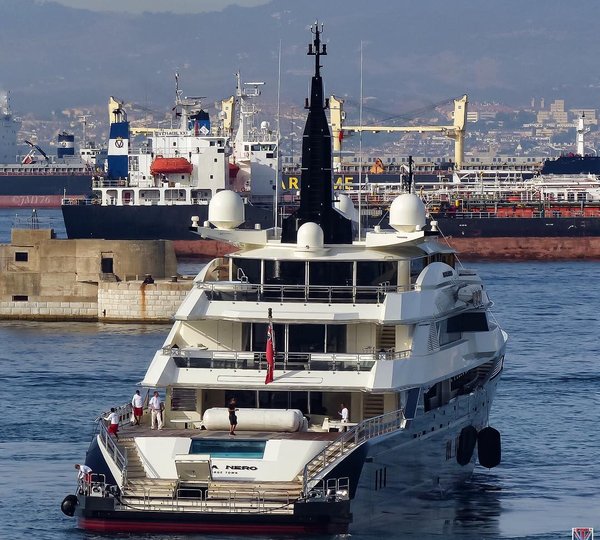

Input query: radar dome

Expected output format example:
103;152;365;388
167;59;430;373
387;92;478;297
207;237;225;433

260;121;270;130
389;193;426;233
297;222;324;250
334;194;358;222
208;190;245;230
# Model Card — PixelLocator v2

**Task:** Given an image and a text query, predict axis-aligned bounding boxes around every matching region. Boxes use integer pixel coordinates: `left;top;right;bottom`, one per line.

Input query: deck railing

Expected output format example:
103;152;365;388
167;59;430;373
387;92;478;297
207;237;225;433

195;281;412;304
302;409;406;495
96;403;135;483
167;347;410;372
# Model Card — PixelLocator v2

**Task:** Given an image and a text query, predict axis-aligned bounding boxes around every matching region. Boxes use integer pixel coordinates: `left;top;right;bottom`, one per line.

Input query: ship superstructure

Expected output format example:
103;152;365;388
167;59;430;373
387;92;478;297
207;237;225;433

62;23;506;534
61;75;276;253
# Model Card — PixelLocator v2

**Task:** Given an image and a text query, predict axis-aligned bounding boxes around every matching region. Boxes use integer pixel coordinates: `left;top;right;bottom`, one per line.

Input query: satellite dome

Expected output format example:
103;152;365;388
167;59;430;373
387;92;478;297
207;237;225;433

334;194;358;222
208;190;245;230
389;193;427;233
260;121;270;130
297;222;324;250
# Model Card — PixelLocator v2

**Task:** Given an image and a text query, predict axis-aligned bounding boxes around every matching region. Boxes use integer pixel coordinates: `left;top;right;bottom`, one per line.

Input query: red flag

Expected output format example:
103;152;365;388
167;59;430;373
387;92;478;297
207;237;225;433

265;322;275;384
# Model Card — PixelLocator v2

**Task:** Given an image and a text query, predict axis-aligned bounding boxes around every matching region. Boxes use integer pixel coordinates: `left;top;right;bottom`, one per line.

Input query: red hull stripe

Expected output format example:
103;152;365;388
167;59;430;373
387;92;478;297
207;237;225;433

79;517;335;534
0;195;66;208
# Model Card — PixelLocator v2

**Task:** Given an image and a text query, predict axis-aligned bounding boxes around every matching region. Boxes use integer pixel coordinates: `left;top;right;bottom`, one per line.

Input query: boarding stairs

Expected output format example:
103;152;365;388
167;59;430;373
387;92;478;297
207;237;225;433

301;409;407;495
116;438;300;514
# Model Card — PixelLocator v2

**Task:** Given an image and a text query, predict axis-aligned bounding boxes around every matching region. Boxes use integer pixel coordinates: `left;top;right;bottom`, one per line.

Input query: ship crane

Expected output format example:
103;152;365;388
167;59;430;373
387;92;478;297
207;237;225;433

22;140;50;164
329;94;468;169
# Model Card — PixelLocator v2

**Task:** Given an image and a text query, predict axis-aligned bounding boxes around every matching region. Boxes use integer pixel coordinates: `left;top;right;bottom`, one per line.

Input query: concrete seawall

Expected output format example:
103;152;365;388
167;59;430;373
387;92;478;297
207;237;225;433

0;280;193;322
0;228;193;322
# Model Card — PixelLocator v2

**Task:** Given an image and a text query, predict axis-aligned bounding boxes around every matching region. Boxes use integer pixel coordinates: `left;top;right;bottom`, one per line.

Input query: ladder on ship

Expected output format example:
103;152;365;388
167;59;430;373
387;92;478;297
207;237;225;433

116;437;301;514
302;409;407;495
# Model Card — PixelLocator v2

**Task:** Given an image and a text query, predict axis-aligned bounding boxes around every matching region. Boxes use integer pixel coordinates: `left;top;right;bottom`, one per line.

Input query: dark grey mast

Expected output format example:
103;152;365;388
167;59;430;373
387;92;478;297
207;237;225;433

281;23;353;244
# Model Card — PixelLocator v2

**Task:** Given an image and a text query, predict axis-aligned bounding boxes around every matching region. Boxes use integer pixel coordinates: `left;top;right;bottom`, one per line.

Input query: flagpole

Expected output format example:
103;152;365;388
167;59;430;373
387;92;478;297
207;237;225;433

265;308;275;384
358;40;363;241
274;41;282;230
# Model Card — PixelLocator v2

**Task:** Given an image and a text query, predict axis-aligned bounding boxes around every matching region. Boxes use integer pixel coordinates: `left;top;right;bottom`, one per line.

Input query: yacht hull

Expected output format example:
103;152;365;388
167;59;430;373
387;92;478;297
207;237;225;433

76;498;351;534
74;379;499;535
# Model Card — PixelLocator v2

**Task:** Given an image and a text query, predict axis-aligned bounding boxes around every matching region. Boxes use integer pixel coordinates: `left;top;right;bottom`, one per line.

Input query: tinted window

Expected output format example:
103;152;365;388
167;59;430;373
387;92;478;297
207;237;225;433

447;312;489;333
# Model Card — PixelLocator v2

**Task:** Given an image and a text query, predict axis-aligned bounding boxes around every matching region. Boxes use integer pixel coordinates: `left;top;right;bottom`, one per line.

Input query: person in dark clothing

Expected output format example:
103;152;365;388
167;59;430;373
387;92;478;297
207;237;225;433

228;398;238;435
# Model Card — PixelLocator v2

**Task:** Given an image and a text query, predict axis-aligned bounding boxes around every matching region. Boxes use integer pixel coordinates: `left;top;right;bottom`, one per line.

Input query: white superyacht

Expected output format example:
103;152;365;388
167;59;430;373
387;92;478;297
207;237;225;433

62;23;507;535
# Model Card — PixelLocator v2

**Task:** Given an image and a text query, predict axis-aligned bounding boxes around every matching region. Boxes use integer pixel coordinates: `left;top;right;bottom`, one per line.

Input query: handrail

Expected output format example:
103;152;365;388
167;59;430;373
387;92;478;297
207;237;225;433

97;420;128;485
195;281;412;304
167;347;411;372
302;409;406;495
96;402;135;485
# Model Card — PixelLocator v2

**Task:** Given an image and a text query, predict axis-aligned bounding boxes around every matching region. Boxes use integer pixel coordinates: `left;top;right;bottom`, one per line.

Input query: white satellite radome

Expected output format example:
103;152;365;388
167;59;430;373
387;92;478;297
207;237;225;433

297;222;324;250
260;121;270;130
389;193;427;233
334;194;358;222
208;190;245;230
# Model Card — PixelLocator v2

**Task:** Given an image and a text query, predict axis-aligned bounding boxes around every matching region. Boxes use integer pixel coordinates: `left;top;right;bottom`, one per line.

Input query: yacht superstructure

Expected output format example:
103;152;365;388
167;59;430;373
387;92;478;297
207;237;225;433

62;23;506;535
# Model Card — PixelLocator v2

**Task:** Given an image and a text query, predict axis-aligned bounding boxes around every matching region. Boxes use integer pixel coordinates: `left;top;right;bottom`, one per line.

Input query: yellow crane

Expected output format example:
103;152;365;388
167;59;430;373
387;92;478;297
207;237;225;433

329;94;468;169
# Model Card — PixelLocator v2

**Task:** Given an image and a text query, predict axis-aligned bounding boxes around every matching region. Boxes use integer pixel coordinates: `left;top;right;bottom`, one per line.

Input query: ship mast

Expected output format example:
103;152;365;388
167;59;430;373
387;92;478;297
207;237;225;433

281;22;353;244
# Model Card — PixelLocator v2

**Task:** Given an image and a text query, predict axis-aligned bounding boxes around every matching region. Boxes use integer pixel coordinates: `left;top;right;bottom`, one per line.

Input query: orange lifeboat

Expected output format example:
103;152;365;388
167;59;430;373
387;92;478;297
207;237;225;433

369;158;385;174
228;162;240;179
150;157;193;175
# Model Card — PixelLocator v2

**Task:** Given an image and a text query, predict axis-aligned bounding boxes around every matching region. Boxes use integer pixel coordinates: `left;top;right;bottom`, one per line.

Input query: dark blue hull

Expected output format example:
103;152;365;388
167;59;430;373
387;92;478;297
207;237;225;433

62;203;273;240
0;173;92;207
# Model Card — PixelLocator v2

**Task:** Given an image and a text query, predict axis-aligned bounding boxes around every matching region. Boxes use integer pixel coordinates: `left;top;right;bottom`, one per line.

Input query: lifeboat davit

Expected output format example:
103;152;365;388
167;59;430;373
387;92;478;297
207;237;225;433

150;157;193;175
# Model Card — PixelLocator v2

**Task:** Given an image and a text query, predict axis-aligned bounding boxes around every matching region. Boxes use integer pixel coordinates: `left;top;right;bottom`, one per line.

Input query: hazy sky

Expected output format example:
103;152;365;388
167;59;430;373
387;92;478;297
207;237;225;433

46;0;271;14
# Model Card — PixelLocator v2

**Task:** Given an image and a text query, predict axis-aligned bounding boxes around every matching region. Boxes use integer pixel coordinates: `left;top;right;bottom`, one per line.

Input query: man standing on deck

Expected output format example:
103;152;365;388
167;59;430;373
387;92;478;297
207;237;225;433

149;391;164;430
104;407;120;440
339;403;349;423
131;390;143;426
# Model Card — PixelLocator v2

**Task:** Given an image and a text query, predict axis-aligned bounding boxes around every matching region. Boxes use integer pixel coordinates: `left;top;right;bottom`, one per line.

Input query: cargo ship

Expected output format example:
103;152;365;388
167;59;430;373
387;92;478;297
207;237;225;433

0;92;98;207
61;75;276;257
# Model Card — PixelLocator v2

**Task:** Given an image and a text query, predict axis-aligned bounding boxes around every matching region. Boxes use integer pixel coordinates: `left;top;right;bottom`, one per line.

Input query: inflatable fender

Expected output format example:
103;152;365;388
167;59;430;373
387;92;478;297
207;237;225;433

456;425;478;466
61;494;78;517
477;426;501;468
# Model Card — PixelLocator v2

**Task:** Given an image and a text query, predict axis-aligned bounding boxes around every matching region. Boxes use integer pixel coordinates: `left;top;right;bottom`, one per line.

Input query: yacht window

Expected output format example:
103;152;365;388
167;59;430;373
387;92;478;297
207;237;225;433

438;318;462;346
228;390;256;409
326;325;346;353
232;258;261;283
264;260;305;286
309;262;353;287
171;388;197;411
357;260;398;286
289;324;325;353
447;312;489;333
251;323;284;353
410;257;427;281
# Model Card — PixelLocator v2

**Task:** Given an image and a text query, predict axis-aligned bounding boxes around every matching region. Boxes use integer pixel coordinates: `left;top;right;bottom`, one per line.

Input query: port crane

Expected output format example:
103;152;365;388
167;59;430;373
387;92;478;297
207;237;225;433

329;94;468;169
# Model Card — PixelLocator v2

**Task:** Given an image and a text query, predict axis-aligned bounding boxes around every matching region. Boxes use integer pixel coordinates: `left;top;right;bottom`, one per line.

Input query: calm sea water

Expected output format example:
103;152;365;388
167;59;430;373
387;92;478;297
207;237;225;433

1;208;599;539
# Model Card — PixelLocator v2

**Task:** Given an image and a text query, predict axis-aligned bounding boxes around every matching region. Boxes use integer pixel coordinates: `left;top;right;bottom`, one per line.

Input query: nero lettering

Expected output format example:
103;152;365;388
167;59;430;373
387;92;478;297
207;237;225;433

225;465;258;471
